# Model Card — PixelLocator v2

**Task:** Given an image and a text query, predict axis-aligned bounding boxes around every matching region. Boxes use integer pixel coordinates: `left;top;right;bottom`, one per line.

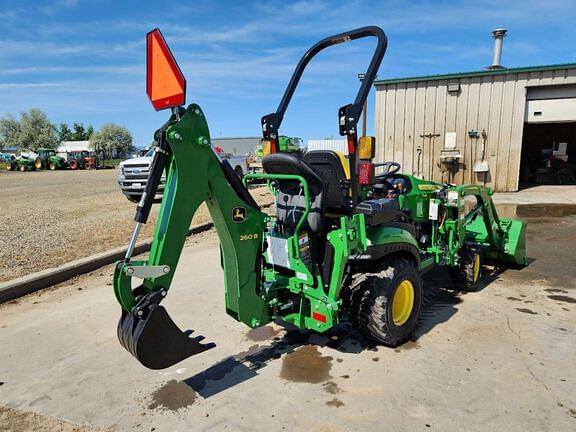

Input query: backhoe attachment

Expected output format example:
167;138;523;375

114;29;268;369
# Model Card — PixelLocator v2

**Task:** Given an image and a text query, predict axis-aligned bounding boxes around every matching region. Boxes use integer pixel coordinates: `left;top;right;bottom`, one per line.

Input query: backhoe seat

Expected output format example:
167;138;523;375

304;151;349;212
262;153;324;234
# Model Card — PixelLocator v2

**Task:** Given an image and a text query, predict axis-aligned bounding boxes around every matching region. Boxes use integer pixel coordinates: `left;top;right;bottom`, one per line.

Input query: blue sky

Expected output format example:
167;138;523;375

1;0;575;147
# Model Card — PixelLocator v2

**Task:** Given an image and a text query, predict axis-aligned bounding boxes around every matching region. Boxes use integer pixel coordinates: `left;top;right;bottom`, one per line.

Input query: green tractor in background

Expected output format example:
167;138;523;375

112;27;527;370
33;148;68;170
6;154;36;172
252;136;303;174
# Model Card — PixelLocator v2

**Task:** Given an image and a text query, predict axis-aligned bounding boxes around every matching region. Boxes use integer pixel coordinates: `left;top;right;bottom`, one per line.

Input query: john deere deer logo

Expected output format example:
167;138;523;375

232;206;247;223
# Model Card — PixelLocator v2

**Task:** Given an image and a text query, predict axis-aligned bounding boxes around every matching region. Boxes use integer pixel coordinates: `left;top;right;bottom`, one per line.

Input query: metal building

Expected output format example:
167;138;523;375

373;32;576;191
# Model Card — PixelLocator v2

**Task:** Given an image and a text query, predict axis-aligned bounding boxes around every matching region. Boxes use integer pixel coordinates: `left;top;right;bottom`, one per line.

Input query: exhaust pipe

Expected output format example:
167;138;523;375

488;28;507;70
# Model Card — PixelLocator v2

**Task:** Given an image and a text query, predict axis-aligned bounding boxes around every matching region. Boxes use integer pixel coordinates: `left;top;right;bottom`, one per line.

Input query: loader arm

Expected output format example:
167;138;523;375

114;104;270;369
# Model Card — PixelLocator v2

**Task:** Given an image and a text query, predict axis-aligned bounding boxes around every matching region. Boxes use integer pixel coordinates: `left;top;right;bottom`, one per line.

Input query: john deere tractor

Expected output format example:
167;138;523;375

6;154;36;172
33;148;68;170
113;27;527;370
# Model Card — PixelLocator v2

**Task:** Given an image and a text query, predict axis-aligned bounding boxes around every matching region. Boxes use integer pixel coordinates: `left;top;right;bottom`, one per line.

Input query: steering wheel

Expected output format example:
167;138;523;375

373;161;401;180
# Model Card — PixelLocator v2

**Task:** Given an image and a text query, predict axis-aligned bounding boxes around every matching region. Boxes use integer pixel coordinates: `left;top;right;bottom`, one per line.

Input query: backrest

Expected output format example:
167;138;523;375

304;150;350;212
262;153;325;235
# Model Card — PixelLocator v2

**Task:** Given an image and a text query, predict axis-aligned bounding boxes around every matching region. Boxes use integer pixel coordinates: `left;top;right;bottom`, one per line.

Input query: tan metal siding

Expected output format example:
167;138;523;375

374;66;576;191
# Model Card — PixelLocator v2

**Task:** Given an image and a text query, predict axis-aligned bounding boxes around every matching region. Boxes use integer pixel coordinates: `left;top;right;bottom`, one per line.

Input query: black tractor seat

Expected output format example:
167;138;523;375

304;150;350;212
262;153;325;234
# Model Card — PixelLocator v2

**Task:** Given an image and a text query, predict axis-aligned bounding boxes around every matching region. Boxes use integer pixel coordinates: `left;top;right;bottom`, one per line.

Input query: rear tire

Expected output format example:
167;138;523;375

6;162;14;171
69;160;78;170
353;257;422;347
452;247;483;291
234;166;244;178
35;158;43;169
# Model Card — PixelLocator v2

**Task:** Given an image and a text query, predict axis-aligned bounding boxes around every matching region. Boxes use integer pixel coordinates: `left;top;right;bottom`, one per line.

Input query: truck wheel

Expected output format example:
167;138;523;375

353;257;422;347
452;248;483;291
35;158;43;169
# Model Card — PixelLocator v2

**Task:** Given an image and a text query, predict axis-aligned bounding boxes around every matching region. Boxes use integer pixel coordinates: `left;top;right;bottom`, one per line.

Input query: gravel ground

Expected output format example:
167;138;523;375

0;169;272;283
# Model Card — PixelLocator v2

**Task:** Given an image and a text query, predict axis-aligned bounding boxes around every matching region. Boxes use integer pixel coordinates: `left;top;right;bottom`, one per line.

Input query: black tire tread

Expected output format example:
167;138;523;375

452;248;482;292
351;257;422;347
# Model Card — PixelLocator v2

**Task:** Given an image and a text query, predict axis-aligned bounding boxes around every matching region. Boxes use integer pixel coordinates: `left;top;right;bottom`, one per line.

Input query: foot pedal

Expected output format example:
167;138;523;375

117;290;215;369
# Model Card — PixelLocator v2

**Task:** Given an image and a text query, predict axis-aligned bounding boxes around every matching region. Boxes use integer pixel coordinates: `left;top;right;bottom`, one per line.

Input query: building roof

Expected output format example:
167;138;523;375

374;62;576;86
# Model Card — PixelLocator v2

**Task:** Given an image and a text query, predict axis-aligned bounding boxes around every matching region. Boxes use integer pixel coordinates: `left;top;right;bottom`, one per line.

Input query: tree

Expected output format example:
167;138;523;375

18;109;58;151
0;114;21;150
90;123;133;160
71;122;86;141
85;125;94;139
57;123;72;142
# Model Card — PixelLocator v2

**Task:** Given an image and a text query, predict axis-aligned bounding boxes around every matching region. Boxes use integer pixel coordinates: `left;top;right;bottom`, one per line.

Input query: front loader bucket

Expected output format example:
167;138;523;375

497;218;527;266
118;303;215;370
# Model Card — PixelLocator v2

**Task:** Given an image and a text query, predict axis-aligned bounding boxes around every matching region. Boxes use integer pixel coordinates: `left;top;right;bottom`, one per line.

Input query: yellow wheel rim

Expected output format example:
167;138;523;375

473;254;481;282
392;280;415;326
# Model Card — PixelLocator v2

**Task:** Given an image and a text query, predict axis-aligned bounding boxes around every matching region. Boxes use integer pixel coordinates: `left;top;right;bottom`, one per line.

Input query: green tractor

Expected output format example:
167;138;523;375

6;154;36;172
113;27;527;370
33;148;68;170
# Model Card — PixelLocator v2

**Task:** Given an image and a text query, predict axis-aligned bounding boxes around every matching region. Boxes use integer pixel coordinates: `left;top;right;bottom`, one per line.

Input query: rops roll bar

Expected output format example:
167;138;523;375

261;26;388;140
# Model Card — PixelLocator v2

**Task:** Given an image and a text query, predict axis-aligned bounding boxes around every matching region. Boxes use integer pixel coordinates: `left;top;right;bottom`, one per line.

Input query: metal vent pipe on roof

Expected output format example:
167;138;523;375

488;28;507;70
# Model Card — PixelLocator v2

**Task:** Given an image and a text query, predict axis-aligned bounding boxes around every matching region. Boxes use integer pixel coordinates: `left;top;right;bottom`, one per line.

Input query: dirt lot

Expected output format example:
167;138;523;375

0;201;574;431
0;170;271;282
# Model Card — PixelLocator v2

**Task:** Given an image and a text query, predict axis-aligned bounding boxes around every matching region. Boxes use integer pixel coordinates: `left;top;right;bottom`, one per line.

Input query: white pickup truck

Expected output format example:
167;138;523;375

118;148;249;202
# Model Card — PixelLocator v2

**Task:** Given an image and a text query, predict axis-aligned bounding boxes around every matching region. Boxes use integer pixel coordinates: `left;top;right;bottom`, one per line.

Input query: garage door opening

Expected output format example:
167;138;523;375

520;122;576;185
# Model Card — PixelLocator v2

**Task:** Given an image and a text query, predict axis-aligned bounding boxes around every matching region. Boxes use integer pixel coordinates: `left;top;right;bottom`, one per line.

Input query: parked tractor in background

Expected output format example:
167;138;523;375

251;135;303;174
6;154;36;172
67;150;95;170
33;148;68;170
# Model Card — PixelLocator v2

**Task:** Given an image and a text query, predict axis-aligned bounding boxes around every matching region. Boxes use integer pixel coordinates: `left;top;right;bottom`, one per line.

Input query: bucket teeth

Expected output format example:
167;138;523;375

117;303;215;370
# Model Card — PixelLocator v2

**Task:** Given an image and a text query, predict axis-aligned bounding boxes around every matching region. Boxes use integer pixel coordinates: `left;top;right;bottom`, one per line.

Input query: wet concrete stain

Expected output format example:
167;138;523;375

148;380;197;411
372;357;380;362
326;398;345;408
507;296;522;301
548;295;576;304
322;381;342;394
496;204;576;219
246;325;281;342
516;308;538;315
280;346;332;383
394;340;421;352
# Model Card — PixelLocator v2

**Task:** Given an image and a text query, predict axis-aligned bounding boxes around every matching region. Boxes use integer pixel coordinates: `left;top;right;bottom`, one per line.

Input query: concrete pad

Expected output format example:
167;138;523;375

494;185;576;204
0;213;575;431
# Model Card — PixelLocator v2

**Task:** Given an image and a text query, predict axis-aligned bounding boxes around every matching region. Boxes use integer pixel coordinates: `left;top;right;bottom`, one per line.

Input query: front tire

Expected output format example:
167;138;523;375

452;247;483;291
354;257;422;346
49;162;57;170
35;158;43;169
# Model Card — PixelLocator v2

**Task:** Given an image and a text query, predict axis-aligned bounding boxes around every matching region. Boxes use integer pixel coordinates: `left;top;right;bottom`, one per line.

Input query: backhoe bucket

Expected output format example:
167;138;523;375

118;303;215;370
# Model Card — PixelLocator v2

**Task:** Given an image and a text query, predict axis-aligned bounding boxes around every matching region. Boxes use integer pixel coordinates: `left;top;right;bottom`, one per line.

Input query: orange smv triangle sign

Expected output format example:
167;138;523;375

146;29;186;111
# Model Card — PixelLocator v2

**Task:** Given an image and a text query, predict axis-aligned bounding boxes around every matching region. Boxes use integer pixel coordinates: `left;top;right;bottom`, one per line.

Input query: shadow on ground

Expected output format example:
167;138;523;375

183;266;512;399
